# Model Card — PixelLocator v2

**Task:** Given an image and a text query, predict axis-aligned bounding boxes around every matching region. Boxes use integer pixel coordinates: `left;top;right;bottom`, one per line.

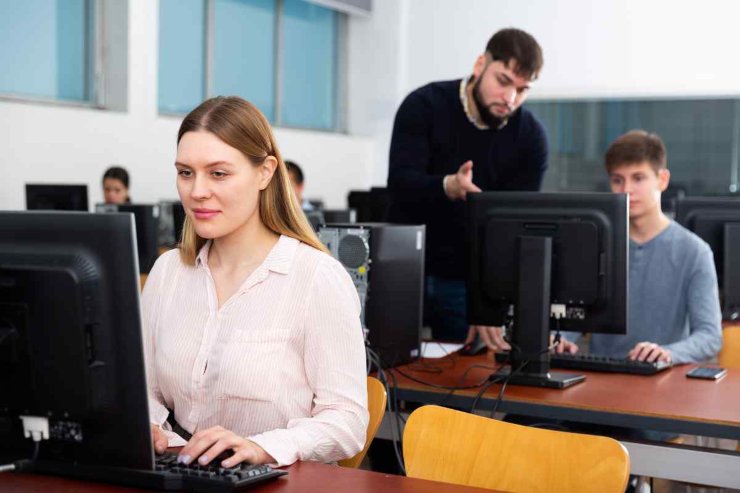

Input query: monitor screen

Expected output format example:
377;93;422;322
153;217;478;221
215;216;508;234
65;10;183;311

26;184;88;211
675;196;740;319
155;200;186;248
323;209;356;224
305;210;325;232
347;187;390;223
0;211;152;470
466;192;628;387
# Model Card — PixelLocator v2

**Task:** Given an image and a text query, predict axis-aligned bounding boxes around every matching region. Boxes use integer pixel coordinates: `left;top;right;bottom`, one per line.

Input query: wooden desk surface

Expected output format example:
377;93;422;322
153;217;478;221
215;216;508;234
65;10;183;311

1;461;496;493
390;353;740;438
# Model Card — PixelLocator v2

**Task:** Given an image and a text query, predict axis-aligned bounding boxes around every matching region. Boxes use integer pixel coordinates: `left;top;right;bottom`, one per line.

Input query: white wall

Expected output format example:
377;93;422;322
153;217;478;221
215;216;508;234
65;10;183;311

0;0;378;211
353;0;740;185
402;0;740;100
346;0;409;185
6;0;740;207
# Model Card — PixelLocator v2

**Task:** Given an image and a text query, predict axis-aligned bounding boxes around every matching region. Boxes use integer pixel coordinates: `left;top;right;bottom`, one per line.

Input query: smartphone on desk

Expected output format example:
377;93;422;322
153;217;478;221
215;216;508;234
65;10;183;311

686;366;727;380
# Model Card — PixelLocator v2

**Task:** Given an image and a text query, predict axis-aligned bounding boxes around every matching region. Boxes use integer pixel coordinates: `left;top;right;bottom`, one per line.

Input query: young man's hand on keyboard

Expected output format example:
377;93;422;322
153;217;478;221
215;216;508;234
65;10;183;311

552;336;579;354
465;325;510;351
628;342;672;363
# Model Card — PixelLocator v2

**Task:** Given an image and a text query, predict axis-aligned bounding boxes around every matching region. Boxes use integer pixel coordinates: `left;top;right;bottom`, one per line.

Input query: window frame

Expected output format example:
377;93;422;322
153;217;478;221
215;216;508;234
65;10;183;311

0;0;128;111
158;0;347;133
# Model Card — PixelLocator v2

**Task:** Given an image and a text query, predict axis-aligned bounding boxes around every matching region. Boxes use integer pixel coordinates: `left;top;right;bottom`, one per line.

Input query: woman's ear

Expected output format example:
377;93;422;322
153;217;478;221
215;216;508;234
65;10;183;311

259;156;278;190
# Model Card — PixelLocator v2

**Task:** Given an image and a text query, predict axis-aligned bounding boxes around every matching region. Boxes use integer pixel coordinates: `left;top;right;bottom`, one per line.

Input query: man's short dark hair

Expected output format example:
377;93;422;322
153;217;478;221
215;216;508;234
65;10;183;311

485;28;544;81
285;160;304;185
605;130;667;175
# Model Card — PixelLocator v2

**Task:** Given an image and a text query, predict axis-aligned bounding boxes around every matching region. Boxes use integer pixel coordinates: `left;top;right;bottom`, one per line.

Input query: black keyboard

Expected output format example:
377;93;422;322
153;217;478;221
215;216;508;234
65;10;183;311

154;453;287;492
30;454;287;492
494;352;672;375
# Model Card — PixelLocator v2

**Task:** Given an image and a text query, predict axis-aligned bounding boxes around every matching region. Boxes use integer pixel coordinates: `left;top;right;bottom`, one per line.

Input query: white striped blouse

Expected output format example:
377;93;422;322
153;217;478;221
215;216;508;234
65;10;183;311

141;235;368;466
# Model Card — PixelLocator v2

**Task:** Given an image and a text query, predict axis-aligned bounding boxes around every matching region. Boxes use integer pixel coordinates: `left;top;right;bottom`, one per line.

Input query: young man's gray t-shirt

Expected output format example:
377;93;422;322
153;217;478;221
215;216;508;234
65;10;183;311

587;221;722;363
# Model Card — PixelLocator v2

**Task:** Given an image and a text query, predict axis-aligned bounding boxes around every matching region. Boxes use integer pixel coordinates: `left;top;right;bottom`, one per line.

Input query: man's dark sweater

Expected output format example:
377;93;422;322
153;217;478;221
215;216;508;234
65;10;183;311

387;79;548;279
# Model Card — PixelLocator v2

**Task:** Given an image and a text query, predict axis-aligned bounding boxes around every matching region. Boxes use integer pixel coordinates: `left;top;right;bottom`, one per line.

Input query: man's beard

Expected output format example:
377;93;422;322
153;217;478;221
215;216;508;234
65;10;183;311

472;76;510;129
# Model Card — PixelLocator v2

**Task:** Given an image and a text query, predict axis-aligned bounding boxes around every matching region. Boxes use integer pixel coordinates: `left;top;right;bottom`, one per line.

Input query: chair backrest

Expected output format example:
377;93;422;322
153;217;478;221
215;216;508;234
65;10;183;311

338;376;387;468
719;326;740;370
403;405;630;493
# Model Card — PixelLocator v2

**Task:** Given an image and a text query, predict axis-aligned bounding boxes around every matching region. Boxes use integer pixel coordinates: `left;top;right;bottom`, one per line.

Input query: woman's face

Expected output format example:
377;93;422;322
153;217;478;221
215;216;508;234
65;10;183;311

103;178;128;204
175;130;276;241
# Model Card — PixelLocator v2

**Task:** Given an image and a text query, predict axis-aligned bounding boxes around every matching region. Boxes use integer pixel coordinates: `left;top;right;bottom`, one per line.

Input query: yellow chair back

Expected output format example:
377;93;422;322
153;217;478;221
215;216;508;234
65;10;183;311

338;376;387;468
719;326;740;370
403;405;630;493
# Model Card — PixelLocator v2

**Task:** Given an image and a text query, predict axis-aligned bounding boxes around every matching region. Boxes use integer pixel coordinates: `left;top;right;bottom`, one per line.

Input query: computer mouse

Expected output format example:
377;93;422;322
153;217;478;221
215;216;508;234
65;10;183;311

458;336;488;356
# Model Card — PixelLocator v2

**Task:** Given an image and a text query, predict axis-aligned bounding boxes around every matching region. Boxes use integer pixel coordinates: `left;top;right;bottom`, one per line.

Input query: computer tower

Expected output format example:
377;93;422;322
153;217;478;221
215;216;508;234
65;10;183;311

319;223;425;367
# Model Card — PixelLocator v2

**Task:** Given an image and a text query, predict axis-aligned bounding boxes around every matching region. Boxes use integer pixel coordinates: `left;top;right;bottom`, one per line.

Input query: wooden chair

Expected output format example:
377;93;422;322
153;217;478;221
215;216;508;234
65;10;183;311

403;405;630;493
338;376;387;468
719;325;740;370
718;325;740;451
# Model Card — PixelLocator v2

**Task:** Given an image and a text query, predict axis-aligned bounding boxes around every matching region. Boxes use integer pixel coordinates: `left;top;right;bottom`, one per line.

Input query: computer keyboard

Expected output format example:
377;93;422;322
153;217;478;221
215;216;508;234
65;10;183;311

494;352;673;375
31;454;287;492
154;453;287;492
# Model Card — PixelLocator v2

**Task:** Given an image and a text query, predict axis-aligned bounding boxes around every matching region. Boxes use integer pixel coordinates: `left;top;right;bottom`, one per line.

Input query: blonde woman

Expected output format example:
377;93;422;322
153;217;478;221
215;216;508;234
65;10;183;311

142;96;368;468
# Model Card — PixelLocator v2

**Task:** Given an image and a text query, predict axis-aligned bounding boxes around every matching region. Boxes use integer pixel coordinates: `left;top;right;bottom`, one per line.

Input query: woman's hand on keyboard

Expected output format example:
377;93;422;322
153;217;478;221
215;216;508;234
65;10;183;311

176;425;276;468
151;425;169;455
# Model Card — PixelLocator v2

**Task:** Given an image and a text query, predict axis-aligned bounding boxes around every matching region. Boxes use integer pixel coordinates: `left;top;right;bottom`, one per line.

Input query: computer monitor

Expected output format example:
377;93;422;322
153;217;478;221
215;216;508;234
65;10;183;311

467;192;628;388
347;187;390;223
95;204;160;273
157;200;186;248
25;184;88;211
323;209;356;224
306;199;324;211
661;183;687;215
305;210;325;232
675;197;740;319
0;211;153;472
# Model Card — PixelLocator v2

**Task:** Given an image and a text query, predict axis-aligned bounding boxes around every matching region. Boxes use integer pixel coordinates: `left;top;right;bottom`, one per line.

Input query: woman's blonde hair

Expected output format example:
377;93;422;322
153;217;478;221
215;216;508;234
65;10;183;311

176;96;328;264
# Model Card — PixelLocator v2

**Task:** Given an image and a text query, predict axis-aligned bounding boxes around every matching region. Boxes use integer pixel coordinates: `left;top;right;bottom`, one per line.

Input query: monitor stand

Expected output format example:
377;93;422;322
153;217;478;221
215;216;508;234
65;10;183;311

491;235;585;389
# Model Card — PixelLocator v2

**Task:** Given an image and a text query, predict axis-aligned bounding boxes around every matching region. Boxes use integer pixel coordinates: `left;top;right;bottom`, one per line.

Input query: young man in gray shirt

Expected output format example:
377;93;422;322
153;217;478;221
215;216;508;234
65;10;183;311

559;130;723;363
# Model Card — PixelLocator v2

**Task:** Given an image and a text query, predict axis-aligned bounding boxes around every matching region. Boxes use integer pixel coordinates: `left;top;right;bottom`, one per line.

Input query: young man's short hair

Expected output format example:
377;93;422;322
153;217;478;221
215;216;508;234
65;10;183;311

605;130;667;175
485;28;543;81
285;160;304;185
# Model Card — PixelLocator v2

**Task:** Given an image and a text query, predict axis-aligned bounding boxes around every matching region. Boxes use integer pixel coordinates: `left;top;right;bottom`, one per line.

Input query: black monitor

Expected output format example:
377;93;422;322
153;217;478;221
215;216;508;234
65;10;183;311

323;209;356;224
95;204;160;273
675;197;740;319
25;184;88;211
0;211;153;473
305;210;325;232
156;200;186;248
467;192;628;388
306;199;324;211
661;183;687;215
347;187;390;223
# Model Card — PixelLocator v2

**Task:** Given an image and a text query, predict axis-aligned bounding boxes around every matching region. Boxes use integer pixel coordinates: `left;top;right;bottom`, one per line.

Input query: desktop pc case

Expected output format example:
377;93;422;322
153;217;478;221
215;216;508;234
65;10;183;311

319;223;425;367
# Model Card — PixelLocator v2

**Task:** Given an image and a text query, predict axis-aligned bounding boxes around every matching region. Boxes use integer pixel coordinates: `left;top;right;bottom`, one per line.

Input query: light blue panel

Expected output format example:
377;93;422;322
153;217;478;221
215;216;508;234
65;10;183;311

57;0;88;101
214;0;275;121
281;0;336;129
159;0;206;114
0;0;89;101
